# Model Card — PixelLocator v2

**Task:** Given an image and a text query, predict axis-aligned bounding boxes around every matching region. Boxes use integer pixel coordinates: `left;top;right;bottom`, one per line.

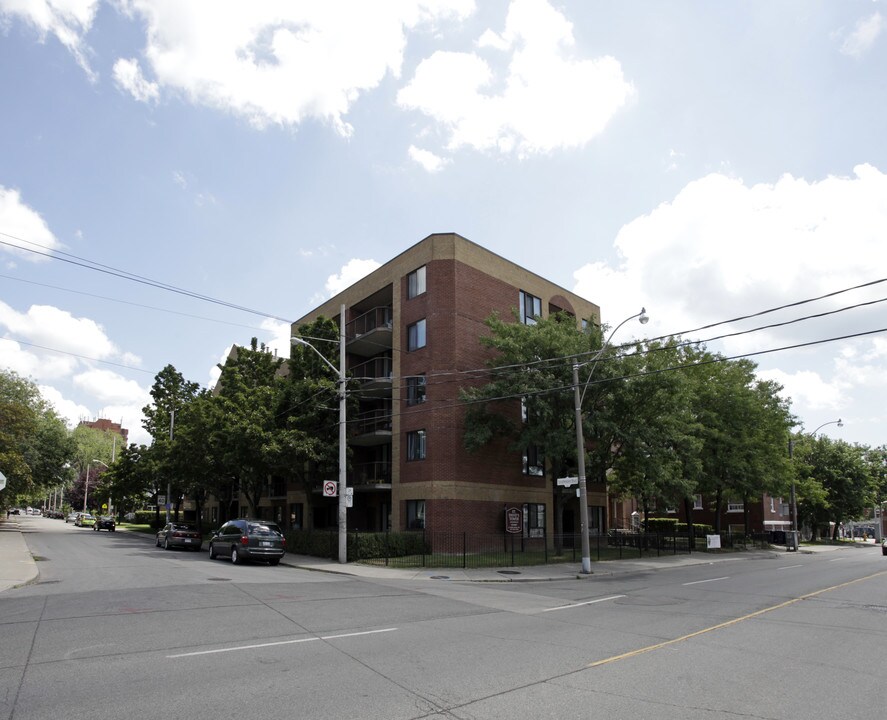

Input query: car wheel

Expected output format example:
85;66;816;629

164;538;170;550
208;543;216;559
155;536;161;547
231;546;241;564
268;559;280;566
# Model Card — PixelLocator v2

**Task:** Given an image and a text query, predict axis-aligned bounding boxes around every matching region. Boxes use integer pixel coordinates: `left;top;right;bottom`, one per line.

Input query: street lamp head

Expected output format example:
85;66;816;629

638;307;649;325
290;336;307;347
837;418;843;428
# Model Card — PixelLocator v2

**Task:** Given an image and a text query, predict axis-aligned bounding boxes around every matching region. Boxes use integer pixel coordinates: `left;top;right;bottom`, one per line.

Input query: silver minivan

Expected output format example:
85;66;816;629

208;519;286;565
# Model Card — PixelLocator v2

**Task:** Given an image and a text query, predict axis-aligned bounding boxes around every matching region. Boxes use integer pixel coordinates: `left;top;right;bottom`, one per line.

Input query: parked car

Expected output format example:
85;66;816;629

156;522;203;551
882;538;886;556
208;519;286;565
65;511;79;523
93;516;116;532
74;513;95;527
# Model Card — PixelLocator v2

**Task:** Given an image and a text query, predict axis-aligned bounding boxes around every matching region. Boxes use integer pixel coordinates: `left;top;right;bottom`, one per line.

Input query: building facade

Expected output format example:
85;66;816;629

285;233;602;537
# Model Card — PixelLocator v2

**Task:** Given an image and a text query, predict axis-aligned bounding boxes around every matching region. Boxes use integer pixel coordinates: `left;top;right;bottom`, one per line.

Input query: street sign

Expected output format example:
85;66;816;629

323;481;338;497
557;476;578;487
345;487;353;496
158;495;166;505
0;471;6;491
345;495;353;508
505;507;522;534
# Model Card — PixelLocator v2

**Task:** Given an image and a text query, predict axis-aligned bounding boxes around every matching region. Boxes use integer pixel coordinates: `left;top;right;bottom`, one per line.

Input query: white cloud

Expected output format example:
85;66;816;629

260;318;293;360
113;0;474;133
72;368;151;406
408;145;450;172
0;0;100;78
112;57;159;102
0;186;63;260
324;258;381;297
573;163;887;440
0;302;118;360
208;344;233;389
840;11;884;57
397;0;634;158
38;384;91;427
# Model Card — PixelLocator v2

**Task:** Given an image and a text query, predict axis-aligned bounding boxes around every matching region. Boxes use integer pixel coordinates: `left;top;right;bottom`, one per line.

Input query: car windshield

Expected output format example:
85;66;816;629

248;522;281;536
171;524;197;531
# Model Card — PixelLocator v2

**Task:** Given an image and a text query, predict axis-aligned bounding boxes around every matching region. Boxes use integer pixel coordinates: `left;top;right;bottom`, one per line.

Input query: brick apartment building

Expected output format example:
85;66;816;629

77;417;129;447
277;232;602;537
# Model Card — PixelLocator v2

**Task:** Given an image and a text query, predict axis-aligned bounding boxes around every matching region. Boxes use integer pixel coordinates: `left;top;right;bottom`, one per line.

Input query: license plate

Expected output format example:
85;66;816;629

260;541;272;547
184;538;193;543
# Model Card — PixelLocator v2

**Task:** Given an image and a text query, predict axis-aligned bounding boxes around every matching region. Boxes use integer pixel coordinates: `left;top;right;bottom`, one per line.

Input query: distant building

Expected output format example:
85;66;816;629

78;418;129;446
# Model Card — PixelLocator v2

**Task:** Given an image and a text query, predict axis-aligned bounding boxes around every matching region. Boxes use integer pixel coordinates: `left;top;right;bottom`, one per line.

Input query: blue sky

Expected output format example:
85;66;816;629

1;0;885;448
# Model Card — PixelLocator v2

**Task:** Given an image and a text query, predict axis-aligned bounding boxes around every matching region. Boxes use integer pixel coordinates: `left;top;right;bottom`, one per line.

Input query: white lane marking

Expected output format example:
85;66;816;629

682;576;729;586
828;558;846;562
168;627;398;658
542;595;625;612
778;564;804;570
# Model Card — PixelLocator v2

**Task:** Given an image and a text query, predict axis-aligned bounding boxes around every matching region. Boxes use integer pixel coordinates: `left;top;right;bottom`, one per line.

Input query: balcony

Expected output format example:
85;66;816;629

350;407;392;446
351;356;392;398
350;461;392;487
346;307;392;357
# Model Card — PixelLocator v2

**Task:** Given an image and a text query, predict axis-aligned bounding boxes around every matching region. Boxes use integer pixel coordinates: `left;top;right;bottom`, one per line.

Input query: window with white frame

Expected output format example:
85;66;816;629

523;503;545;538
406;430;426;461
407;266;426;299
407;319;426;351
406;375;426;405
693;494;703;510
523;445;544;476
727;500;744;512
519;290;542;325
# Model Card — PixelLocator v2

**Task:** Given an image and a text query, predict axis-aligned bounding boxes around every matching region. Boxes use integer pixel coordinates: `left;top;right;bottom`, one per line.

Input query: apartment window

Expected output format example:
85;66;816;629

406;499;426;529
727;500;744;512
407;429;426;461
666;507;677;514
407;266;426;299
406;375;427;405
523;445;544;476
769;497;775;513
407;319;426;351
693;494;703;510
523;503;545;538
519;290;542;325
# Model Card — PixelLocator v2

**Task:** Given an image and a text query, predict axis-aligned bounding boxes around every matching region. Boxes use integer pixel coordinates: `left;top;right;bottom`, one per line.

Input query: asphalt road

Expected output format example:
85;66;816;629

2;516;884;719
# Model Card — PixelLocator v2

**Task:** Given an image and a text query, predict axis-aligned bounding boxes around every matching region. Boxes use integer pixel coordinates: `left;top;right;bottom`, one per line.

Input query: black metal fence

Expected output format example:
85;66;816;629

285;528;774;569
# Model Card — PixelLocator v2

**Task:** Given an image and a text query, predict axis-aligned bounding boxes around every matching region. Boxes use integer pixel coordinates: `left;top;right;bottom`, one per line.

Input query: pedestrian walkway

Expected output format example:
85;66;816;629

0;516;877;593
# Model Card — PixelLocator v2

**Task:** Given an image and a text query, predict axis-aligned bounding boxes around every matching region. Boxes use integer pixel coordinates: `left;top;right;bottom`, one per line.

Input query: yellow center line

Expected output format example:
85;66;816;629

587;570;887;668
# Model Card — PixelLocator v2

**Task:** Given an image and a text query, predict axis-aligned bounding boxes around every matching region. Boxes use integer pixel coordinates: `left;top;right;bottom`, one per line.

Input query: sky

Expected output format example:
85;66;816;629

0;0;885;451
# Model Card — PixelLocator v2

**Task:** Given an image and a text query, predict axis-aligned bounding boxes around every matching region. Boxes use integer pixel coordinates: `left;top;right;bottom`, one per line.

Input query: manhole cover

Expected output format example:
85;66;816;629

207;577;231;582
497;570;521;575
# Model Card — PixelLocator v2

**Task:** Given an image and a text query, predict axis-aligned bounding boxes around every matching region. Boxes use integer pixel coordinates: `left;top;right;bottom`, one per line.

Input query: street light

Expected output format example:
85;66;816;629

573;307;649;574
291;304;347;564
787;418;843;548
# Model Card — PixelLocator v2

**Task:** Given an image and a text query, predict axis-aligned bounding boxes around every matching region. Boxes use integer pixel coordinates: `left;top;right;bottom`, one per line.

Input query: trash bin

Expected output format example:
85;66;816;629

786;530;798;552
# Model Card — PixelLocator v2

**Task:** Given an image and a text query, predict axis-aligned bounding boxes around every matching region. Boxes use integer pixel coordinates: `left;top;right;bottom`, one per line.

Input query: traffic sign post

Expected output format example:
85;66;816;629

323;481;338;497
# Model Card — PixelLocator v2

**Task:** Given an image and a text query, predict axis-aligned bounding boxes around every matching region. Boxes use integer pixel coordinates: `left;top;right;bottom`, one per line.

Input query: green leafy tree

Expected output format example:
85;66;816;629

0;370;77;506
214;338;316;517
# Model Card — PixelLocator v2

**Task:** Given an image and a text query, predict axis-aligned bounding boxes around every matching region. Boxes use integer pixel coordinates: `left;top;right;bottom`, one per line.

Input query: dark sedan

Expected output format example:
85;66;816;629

93;516;116;531
208;519;286;565
156;522;203;551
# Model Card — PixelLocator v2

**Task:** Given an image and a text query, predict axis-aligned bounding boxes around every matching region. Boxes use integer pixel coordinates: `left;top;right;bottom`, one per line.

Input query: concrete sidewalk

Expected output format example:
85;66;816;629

0;516;877;593
0;515;877;592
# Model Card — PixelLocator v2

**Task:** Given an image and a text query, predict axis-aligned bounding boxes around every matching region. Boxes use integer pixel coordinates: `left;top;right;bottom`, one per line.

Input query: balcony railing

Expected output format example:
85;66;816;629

350;461;392;486
351;408;392;436
352;357;393;384
346;307;392;342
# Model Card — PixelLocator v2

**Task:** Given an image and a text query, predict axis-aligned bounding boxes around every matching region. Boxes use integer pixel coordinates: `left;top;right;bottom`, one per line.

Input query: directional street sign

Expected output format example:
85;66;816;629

556;476;578;487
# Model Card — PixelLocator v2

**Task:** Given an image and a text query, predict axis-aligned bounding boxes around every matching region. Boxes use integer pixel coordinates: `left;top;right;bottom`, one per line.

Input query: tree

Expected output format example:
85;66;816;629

461;311;597;550
214;338;316;517
690;356;794;533
0;369;76;506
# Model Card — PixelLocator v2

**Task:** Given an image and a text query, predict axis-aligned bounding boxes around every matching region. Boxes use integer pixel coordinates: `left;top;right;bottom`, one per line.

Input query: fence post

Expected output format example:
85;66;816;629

422;529;426;567
463;532;467;569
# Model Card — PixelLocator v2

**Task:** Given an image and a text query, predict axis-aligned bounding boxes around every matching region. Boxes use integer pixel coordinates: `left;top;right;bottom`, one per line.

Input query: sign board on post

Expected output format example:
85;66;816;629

322;481;338;497
556;476;578;487
505;507;522;534
0;471;6;491
706;534;721;549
